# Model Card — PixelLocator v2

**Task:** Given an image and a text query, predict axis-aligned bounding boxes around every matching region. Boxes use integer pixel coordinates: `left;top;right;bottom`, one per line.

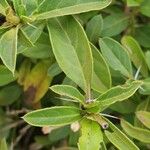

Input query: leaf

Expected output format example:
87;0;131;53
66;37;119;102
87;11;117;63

0;138;7;150
121;119;150;143
48;126;70;143
139;78;150;95
140;0;150;17
96;80;142;111
33;0;112;20
127;0;142;6
0;0;9;15
23;0;38;16
17;59;31;86
78;118;103;150
0;27;18;74
23;60;53;103
104;118;139;150
50;85;85;104
110;99;137;114
86;14;103;43
21;33;54;59
134;25;150;48
48;63;62;77
91;44;111;93
23;106;82;127
134;98;150;128
47;16;93;92
0;85;21;106
12;0;26;16
101;14;129;37
145;51;150;71
18;29;34;47
136;111;150;129
0;65;17;86
121;36;148;77
99;37;133;78
20;21;45;44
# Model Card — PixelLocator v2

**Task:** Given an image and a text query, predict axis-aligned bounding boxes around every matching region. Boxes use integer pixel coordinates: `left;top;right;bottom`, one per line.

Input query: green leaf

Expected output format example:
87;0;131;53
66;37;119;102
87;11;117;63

110;99;137;114
47;16;93;92
134;98;150;128
78;118;103;150
12;0;26;16
0;85;21;106
139;78;150;95
18;28;34;47
48;126;70;144
121;119;150;143
96;80;142;111
23;0;38;16
21;33;54;59
136;111;150;129
91;44;111;93
134;25;150;48
0;27;18;74
0;0;9;15
101;14;129;37
50;85;85;104
33;0;112;20
23;106;82;127
0;65;17;86
99;37;133;78
127;0;142;6
121;36;148;77
86;14;103;43
104;118;139;150
20;22;45;44
0;138;7;150
140;0;150;17
48;63;62;77
145;51;150;71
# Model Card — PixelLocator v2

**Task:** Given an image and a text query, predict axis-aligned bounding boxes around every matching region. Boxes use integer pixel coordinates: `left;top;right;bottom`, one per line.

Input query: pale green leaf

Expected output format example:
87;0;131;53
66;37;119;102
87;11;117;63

136;111;150;129
0;0;9;15
86;14;103;43
47;16;93;92
139;78;150;95
101;14;129;37
20;21;45;44
91;44;111;93
23;106;82;127
104;118;139;150
0;27;18;74
121;36;148;77
121;119;150;143
97;80;142;111
50;85;85;104
48;63;62;77
99;37;133;78
21;33;54;59
78;118;103;150
33;0;112;20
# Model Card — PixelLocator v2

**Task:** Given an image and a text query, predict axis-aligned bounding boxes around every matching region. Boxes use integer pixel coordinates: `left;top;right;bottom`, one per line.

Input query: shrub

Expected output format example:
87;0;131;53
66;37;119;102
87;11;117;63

0;0;150;149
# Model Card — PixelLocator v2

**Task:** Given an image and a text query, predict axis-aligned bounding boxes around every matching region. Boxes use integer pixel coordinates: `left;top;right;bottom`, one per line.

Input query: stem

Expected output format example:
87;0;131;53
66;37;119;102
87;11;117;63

100;113;120;120
85;84;92;103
